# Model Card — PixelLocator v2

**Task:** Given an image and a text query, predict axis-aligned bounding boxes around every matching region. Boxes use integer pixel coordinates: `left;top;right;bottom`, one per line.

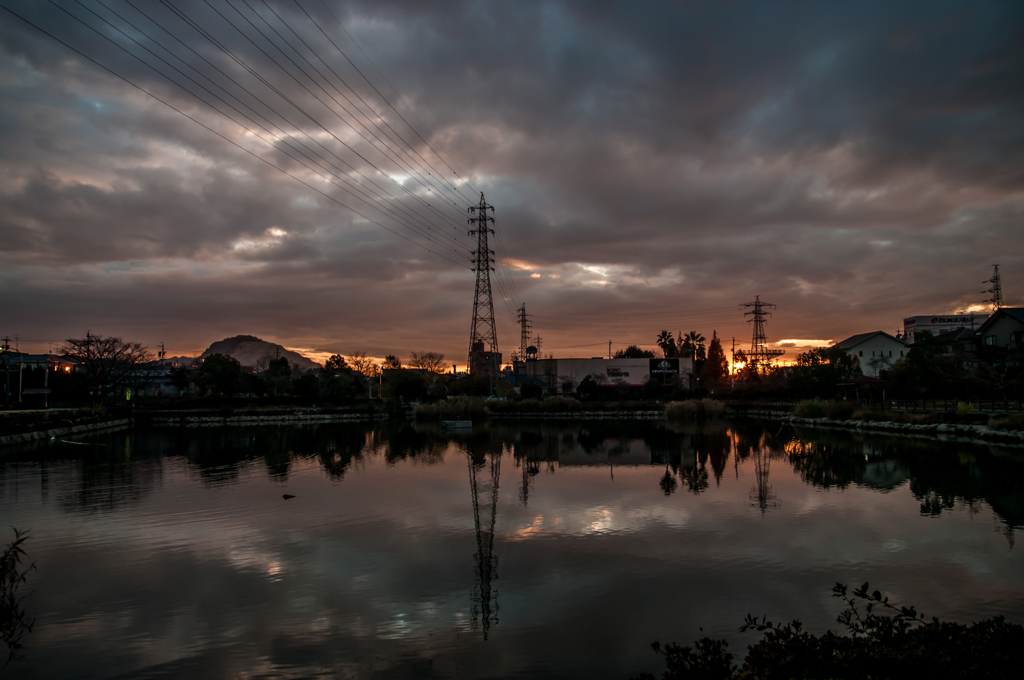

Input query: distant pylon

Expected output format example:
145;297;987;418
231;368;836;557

468;192;499;373
740;296;785;374
516;304;532;362
982;264;1003;310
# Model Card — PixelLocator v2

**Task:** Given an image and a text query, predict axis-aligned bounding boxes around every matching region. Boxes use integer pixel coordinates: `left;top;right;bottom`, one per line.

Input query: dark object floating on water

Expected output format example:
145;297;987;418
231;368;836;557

282;494;296;500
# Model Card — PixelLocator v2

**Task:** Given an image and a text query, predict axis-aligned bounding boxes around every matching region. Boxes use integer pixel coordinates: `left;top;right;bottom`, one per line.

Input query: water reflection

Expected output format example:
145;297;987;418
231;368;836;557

1;420;1022;679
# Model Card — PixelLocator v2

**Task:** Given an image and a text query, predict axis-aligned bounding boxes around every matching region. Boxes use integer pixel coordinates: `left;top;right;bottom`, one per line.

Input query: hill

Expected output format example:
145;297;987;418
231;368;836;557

199;335;321;371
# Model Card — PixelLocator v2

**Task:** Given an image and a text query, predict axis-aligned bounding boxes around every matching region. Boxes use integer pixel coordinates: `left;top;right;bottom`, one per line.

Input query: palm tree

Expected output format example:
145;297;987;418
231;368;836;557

656;330;676;358
682;331;706;360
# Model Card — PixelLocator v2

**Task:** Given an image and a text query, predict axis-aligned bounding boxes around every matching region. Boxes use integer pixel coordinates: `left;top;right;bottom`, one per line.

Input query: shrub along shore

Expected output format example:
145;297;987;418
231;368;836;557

737;400;1024;445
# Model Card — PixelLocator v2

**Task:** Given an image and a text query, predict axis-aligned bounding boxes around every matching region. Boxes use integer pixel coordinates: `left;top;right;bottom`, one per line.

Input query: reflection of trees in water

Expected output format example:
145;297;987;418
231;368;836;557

785;439;867;491
43;434;164;514
787;427;1024;545
465;446;500;639
660;465;678;495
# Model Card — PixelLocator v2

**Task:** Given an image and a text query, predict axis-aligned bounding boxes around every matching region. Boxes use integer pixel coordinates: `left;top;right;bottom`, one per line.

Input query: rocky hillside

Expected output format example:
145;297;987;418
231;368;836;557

199;335;321;371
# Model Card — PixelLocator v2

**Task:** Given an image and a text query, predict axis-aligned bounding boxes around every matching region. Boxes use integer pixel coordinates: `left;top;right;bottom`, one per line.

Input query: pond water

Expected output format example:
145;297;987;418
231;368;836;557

2;420;1023;679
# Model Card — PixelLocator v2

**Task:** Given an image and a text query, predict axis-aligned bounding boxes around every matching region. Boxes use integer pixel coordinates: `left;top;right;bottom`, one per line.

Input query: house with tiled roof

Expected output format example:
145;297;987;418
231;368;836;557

976;308;1024;350
834;331;909;377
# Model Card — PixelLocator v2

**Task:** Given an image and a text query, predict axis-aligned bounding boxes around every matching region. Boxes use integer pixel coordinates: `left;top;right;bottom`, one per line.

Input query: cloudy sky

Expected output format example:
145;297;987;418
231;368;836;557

2;0;1022;366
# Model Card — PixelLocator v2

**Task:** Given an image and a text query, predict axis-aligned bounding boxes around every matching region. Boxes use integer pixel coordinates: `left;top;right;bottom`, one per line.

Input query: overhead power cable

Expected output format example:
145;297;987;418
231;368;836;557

256;0;474;216
308;0;480;201
76;0;468;257
60;0;467;259
0;3;470;270
194;0;470;240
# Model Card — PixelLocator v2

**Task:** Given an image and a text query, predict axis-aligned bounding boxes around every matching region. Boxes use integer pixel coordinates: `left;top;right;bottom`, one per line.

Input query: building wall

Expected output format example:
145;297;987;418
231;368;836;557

525;357;694;389
903;314;989;343
980;314;1024;349
842;336;908;377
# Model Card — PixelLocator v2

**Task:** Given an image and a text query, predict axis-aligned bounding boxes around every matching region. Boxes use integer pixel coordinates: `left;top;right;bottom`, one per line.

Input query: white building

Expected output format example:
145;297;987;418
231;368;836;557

902;314;989;344
524;356;694;392
834;331;909;377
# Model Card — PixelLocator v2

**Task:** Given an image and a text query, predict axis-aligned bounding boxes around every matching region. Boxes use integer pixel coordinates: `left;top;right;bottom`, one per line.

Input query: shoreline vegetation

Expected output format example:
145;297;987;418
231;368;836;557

632;582;1024;680
3;397;1024;448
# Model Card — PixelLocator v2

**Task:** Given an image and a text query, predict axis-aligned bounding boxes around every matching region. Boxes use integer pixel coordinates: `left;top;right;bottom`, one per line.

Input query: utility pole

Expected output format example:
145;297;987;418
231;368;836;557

16;334;22;404
2;336;10;404
740;296;785;375
730;337;736;388
467;192;499;376
982;264;1003;311
608;340;612;359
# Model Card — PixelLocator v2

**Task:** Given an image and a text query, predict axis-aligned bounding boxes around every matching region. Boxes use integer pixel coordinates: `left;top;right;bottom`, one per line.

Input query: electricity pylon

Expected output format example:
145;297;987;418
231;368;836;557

982;264;1003;311
741;296;785;374
468;192;498;373
516;304;532;362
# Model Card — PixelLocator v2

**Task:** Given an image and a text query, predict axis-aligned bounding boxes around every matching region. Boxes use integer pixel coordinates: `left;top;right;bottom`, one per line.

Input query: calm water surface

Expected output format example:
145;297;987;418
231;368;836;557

2;420;1023;679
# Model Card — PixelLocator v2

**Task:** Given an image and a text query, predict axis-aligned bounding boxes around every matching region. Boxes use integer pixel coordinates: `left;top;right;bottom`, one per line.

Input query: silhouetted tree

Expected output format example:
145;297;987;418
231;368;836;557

701;331;729;385
60;333;152;398
382;354;402;370
657;330;677;358
384;369;427;399
265;357;292;397
409;351;446;373
614;345;656;359
520;382;544;399
790;346;861;398
197;354;242;396
679;331;706;361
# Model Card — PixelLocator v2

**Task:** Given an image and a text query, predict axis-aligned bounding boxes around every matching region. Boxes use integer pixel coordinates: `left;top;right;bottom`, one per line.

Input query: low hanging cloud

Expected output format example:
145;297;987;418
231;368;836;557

1;0;1022;361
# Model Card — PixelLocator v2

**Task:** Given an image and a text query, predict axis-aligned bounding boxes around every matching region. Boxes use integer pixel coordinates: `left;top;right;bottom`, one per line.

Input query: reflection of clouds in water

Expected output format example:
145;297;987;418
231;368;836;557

882;539;906;553
586;507;615;534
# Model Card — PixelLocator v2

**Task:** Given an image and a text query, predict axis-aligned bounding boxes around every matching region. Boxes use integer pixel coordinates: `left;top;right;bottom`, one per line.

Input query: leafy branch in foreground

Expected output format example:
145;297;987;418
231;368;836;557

1;528;36;667
632;582;1024;680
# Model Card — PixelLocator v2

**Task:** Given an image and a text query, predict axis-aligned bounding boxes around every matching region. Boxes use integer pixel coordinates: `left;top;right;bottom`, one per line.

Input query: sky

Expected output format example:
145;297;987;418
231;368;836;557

1;0;1022;367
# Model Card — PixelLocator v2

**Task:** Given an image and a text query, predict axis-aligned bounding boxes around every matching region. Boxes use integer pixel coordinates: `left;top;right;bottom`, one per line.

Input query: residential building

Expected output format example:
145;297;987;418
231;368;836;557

834;331;908;377
976;308;1024;350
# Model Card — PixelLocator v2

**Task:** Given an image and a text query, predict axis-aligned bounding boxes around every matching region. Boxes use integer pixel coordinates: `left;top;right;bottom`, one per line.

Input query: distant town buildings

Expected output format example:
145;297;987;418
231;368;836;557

522;356;694;392
902;314;989;343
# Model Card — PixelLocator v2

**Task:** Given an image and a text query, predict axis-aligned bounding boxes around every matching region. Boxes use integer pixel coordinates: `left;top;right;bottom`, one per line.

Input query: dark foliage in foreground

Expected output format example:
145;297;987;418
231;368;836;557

1;528;35;667
632;582;1024;680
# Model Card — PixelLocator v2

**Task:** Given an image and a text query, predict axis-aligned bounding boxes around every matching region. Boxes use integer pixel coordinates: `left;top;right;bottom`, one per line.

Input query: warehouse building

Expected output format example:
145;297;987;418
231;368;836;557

902;314;989;343
522;356;694;392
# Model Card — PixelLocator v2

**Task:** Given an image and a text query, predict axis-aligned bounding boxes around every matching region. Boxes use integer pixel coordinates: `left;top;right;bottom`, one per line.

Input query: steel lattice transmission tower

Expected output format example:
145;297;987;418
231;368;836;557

516;304;532;362
741;296;785;374
467;448;501;639
982;264;1003;311
468;192;499;374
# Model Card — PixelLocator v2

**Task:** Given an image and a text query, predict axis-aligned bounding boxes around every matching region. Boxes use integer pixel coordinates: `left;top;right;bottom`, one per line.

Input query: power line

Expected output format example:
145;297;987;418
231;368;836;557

309;0;480;201
1;2;471;270
186;0;470;242
77;0;468;257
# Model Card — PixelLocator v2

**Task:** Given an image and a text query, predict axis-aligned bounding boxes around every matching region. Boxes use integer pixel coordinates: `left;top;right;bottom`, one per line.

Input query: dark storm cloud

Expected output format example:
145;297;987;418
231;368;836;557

1;0;1022;360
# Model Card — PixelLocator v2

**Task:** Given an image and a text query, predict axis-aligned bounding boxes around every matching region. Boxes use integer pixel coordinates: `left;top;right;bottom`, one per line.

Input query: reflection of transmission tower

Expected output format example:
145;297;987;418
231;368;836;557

467;449;501;639
468;193;499;375
741;296;784;374
982;264;1003;310
750;448;777;515
513;440;539;505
